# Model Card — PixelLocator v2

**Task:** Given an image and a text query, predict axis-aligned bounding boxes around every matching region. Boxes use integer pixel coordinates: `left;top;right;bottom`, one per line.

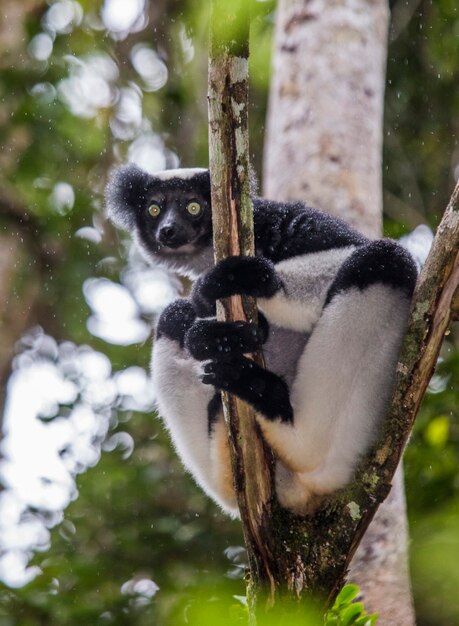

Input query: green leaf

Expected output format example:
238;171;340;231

354;617;372;626
341;603;365;625
353;611;379;626
335;584;360;607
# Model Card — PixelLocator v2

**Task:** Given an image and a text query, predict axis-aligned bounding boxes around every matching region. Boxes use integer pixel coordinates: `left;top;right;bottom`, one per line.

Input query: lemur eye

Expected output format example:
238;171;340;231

186;201;201;216
148;204;161;218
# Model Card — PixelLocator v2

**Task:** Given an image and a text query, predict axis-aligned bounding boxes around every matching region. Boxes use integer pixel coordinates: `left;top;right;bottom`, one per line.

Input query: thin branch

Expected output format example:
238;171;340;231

207;0;276;606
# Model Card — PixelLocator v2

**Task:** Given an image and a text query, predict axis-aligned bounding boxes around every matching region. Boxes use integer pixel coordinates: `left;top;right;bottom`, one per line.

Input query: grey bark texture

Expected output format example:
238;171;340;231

264;0;386;238
263;1;416;624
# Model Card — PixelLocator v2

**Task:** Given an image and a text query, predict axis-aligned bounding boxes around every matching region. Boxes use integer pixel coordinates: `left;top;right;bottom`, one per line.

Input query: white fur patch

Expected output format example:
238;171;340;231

257;284;411;514
151;336;236;514
259;246;355;332
152;168;207;181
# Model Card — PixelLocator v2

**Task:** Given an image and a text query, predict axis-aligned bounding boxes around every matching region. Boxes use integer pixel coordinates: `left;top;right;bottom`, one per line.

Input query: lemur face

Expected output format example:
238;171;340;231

140;168;212;255
106;165;213;260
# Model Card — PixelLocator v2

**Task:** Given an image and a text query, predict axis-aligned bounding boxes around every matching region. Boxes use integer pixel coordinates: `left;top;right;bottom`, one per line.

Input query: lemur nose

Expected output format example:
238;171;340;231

159;225;177;243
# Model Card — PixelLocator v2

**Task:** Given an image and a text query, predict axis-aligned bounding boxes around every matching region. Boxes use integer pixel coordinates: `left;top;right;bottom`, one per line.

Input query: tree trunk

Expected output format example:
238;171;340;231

264;0;386;239
263;1;416;624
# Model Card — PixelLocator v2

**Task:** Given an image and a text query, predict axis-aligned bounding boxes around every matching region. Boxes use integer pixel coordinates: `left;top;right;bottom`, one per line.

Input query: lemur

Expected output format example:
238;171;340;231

106;165;417;516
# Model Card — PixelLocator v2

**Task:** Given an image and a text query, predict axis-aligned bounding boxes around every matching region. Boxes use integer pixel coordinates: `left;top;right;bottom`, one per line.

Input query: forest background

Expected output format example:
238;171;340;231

0;1;458;625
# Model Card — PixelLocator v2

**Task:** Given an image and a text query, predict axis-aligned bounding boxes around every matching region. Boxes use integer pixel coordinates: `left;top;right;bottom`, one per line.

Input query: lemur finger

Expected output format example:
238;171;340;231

191;256;282;308
186;319;265;361
156;299;197;347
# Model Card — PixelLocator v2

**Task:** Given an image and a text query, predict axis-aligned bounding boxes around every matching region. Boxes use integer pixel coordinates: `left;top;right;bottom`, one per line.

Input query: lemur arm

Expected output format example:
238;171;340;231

191;248;356;333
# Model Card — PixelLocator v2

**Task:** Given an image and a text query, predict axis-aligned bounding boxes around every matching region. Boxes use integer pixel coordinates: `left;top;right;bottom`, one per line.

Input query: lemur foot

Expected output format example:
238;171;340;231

202;356;293;423
186;319;267;361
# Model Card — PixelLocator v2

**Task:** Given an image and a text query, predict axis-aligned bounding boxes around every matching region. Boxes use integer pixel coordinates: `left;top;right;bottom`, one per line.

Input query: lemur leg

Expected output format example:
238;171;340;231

186;315;293;422
152;300;237;514
258;241;417;513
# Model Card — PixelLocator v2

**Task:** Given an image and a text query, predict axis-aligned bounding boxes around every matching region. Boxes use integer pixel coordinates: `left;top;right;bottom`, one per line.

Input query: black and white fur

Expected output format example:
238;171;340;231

106;165;418;516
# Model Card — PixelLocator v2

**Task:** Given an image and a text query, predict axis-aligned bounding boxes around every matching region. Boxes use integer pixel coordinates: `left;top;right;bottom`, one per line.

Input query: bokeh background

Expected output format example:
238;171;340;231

0;1;458;625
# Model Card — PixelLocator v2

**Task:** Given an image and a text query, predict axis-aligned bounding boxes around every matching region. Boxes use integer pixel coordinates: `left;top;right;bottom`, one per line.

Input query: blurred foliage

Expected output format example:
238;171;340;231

384;0;459;236
0;1;458;625
1;412;242;625
156;582;377;626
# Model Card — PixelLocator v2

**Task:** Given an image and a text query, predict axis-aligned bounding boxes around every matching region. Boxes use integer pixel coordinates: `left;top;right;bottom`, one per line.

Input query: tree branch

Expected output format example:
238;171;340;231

207;0;276;608
323;178;459;604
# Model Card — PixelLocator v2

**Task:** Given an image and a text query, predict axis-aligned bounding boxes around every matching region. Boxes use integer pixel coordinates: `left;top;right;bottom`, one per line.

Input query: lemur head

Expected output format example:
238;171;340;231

106;165;213;275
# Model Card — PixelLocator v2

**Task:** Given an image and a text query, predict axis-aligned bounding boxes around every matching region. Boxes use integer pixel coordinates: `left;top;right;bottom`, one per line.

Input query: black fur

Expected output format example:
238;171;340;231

207;392;223;435
252;197;367;262
325;240;418;305
185;319;266;361
156;300;196;348
106;165;154;230
202;357;293;423
106;165;211;227
191;256;283;312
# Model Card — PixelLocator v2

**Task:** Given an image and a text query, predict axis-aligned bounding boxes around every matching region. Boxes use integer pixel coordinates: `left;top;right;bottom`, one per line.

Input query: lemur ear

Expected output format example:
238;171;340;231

105;164;153;231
